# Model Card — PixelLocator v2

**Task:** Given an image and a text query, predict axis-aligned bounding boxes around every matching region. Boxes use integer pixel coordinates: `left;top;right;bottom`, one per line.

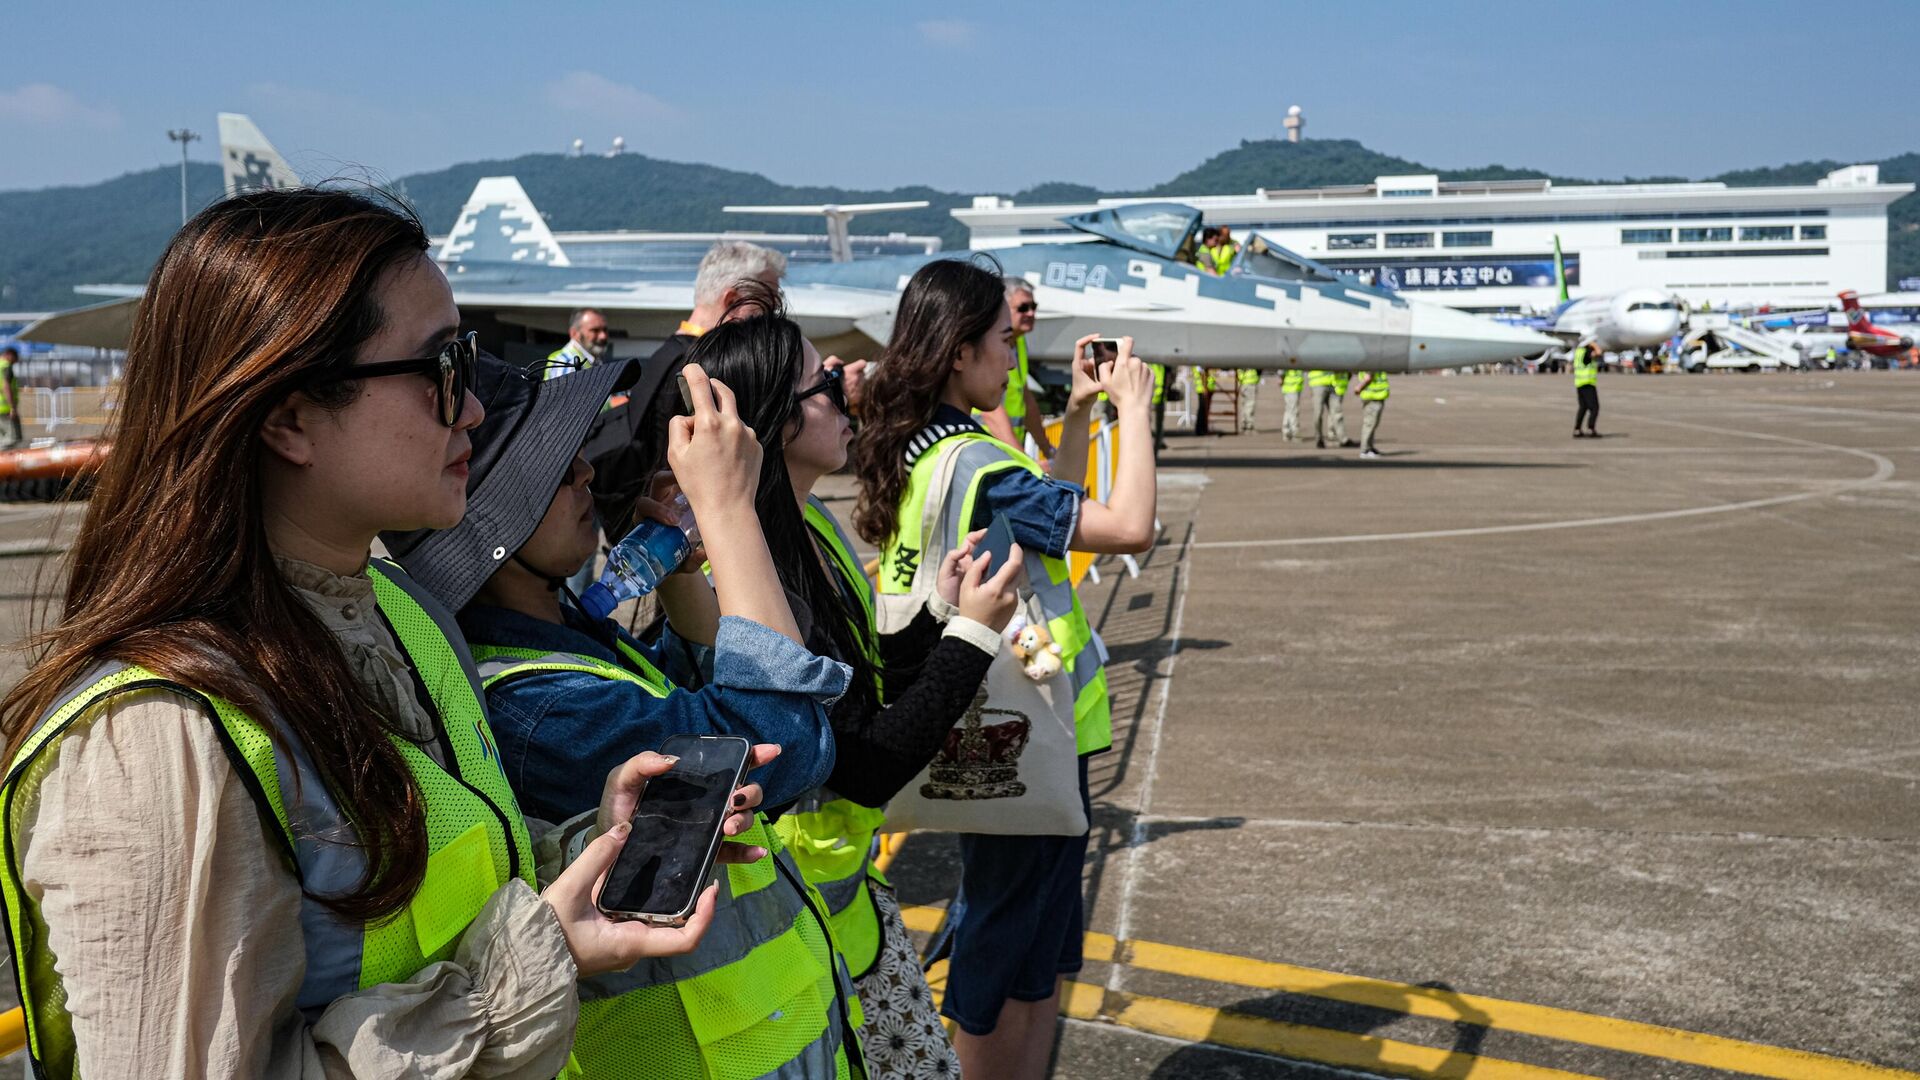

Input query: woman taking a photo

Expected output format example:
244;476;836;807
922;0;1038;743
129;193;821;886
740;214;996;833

851;257;1157;1080
689;285;1028;1079
0;189;760;1079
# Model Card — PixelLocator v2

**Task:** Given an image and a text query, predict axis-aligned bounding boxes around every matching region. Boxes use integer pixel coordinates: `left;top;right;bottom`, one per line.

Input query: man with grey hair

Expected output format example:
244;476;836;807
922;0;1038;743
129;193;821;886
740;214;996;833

689;241;788;334
545;307;610;378
976;276;1055;458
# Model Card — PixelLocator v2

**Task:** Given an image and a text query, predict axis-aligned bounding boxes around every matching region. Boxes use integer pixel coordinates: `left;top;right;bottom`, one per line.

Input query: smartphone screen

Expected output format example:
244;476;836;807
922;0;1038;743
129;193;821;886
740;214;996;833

676;373;696;416
1084;338;1121;365
597;734;750;921
976;511;1017;574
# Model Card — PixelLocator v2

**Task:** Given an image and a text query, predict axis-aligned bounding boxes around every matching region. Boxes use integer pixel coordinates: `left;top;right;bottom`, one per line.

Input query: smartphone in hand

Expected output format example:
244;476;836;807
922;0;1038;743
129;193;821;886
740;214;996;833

976;511;1018;573
595;734;751;926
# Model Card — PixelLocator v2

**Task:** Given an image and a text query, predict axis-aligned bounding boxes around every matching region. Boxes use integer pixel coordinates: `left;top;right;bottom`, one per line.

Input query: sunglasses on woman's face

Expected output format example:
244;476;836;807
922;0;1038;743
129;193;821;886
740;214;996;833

315;331;477;427
795;366;848;415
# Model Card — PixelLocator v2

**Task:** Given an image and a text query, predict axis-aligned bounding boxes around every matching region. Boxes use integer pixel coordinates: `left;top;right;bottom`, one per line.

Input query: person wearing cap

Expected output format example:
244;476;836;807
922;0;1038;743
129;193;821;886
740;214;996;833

690;282;1028;1079
385;352;865;1078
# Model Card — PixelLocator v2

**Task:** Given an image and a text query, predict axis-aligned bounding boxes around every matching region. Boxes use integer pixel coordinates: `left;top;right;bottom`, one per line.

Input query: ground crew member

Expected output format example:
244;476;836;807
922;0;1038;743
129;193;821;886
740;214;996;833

1195;226;1222;272
546;307;610;376
1211;226;1240;275
1237;368;1260;432
1193;366;1218;435
1573;343;1601;437
1308;369;1335;447
1354;370;1389;458
0;346;22;448
1280;367;1304;440
978;277;1057;457
1329;372;1356;447
1152;362;1169;451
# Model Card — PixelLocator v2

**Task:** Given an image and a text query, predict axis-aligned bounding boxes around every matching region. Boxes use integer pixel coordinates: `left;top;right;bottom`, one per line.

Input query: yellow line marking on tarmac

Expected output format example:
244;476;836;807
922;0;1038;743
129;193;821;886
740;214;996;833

901;904;1920;1079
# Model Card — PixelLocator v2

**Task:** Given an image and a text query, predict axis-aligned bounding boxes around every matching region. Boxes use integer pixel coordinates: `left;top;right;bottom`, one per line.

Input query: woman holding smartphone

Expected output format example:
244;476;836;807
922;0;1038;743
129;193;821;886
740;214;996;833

0;190;758;1080
851;257;1158;1080
688;284;1029;1079
386;347;864;1078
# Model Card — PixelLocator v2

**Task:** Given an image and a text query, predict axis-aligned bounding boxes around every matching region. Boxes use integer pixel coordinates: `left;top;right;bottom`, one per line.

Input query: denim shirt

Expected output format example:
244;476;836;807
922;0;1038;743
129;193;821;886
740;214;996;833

457;603;849;823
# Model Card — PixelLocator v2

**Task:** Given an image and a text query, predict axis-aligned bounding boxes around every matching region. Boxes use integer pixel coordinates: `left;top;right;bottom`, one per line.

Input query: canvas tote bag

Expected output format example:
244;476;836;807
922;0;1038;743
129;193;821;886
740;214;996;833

874;438;1088;836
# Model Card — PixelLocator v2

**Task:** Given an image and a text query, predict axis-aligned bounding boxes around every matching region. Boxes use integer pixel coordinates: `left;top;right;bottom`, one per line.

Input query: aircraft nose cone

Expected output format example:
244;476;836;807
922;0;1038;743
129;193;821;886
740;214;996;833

1406;303;1558;370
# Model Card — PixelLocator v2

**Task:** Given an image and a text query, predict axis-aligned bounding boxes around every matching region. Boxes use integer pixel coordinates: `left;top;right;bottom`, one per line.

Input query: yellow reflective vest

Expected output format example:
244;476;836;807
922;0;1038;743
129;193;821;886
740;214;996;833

1003;337;1031;425
1307;369;1336;389
1573;347;1599;388
1281;369;1304;393
1359;372;1390;401
0;561;535;1080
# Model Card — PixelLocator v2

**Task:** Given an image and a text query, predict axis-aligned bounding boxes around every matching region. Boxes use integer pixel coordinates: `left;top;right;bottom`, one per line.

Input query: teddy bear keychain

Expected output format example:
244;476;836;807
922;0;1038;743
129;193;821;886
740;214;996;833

1008;618;1065;682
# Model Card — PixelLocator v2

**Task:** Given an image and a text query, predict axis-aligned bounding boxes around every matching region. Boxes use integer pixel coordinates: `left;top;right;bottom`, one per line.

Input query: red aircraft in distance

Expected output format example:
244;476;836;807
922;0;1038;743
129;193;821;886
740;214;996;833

1839;291;1915;358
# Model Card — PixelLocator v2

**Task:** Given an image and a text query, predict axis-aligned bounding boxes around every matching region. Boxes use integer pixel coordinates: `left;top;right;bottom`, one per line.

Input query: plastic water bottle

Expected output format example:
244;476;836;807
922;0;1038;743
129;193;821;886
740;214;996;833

578;494;700;619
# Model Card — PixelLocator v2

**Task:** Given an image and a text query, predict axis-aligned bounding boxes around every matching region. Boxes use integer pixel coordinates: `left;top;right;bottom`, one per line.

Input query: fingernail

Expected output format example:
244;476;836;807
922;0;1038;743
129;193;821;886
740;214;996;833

732;793;747;807
611;821;631;838
659;754;680;765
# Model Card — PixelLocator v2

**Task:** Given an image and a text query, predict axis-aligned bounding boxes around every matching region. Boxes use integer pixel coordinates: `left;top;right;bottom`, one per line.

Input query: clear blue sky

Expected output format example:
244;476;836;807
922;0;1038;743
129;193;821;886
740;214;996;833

2;0;1912;193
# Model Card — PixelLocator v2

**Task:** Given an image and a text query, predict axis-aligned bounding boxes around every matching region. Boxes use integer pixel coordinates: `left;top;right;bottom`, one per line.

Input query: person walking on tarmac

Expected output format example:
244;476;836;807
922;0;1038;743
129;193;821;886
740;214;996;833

0;346;22;448
0;189;754;1080
692;284;1032;1079
1151;361;1169;451
978;277;1057;458
387;339;872;1078
1280;367;1304;440
853;259;1158;1080
1572;343;1602;437
1236;368;1261;432
1354;370;1390;458
1309;369;1356;448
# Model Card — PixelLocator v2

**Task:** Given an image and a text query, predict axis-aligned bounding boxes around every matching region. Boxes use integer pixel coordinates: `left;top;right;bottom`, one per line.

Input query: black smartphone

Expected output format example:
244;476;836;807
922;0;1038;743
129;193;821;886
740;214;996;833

976;511;1018;574
595;733;751;925
676;373;696;416
1084;338;1122;364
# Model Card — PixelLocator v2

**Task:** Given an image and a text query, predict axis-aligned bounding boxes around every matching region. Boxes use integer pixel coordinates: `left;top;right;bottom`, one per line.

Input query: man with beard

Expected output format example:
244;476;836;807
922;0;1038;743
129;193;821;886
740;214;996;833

547;307;611;374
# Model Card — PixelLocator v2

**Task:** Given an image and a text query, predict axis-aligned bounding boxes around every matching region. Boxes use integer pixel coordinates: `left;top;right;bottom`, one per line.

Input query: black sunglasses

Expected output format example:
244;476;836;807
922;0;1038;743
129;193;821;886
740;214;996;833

315;331;477;427
1013;302;1038;314
796;366;848;415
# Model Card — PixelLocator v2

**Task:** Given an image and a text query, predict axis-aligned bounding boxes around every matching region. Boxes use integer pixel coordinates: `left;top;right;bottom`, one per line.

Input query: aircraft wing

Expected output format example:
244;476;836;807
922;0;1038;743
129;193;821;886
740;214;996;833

16;297;141;349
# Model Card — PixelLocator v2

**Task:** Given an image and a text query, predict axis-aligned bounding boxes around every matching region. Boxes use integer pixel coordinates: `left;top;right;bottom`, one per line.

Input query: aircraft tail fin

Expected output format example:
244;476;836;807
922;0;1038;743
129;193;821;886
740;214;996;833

1553;236;1569;304
217;113;301;196
436;177;571;267
1838;290;1871;331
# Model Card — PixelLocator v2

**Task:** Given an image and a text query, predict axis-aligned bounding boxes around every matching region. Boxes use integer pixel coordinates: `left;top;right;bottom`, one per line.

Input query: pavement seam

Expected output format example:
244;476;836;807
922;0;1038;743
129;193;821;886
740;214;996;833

1105;518;1197;996
1129;812;1920;847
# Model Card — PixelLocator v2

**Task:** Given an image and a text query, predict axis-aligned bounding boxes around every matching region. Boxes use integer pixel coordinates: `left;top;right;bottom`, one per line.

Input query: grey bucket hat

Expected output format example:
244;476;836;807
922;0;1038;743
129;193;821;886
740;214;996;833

383;350;630;613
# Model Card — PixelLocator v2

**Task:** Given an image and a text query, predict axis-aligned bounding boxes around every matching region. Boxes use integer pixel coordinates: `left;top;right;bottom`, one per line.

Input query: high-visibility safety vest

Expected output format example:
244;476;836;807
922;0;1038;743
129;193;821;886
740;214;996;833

0;356;14;416
1237;369;1260;386
764;497;891;980
1003;337;1031;425
1281;369;1304;393
1573;347;1599;388
471;633;867;1080
1359;372;1390;401
1332;373;1351;395
1307;369;1336;389
1197;243;1234;275
1151;364;1167;405
1191;367;1218;393
0;561;534;1080
545;339;598;380
879;432;1111;755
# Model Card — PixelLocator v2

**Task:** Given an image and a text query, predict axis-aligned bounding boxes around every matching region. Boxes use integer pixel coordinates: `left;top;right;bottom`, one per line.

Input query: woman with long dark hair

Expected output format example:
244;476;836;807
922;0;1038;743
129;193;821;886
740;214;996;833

689;283;1028;1079
851;256;1157;1080
0;189;762;1079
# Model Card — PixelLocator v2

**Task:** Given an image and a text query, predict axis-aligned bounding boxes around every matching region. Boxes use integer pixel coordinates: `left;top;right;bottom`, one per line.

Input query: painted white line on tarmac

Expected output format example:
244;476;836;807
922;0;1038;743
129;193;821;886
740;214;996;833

1192;418;1894;551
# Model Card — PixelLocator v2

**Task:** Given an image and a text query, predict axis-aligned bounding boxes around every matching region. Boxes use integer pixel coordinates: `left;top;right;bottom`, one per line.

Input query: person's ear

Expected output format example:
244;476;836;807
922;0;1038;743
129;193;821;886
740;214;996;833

954;340;976;373
259;391;320;468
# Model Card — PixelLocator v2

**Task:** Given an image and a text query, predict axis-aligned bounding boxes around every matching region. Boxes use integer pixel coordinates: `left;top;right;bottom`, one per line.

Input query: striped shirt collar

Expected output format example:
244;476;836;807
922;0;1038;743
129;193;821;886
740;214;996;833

904;403;982;467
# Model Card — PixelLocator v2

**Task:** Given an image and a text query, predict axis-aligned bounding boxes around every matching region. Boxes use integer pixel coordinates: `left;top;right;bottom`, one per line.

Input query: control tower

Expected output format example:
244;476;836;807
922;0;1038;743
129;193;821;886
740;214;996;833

1283;105;1304;143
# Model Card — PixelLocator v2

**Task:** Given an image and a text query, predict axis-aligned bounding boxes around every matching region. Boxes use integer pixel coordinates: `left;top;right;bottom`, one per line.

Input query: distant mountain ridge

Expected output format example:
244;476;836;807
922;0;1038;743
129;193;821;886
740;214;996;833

1;138;1913;311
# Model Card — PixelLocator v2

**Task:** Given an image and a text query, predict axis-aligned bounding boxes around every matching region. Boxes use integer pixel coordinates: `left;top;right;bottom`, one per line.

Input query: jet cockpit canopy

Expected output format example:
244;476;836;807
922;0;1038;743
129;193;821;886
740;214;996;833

1235;234;1358;286
1059;203;1203;262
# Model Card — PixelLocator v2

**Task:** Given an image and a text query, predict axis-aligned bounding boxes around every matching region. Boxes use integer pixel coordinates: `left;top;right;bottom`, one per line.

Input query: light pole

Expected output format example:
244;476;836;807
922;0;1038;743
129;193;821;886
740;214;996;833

166;128;200;224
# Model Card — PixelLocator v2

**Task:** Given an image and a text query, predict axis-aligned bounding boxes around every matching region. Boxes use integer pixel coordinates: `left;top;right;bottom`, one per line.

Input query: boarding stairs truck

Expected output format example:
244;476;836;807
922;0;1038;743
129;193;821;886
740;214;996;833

1679;315;1802;372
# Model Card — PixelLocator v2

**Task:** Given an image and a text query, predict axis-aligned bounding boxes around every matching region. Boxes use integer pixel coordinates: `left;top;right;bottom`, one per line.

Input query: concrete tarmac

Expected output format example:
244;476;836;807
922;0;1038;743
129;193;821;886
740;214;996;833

0;372;1914;1075
876;372;1920;1077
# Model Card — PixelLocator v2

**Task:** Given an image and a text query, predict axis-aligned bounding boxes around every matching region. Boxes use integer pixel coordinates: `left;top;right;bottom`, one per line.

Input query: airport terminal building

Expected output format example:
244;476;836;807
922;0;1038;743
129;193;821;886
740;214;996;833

957;166;1912;313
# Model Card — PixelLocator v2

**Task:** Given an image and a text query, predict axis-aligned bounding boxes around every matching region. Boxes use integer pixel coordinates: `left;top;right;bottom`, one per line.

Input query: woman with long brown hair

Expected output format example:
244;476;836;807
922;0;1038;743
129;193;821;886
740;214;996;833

0;188;766;1079
851;256;1157;1080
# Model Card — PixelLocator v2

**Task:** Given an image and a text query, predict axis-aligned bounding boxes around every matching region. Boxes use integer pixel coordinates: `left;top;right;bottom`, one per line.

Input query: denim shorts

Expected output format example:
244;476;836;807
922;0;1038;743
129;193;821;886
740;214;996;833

940;756;1092;1036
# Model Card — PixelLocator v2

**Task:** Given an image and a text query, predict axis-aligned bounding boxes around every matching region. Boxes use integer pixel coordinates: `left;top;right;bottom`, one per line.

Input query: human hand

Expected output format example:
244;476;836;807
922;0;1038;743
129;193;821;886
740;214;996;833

596;746;779;867
936;529;984;607
666;365;762;523
957;544;1025;631
544;819;717;976
1068;335;1102;412
1098;337;1153;411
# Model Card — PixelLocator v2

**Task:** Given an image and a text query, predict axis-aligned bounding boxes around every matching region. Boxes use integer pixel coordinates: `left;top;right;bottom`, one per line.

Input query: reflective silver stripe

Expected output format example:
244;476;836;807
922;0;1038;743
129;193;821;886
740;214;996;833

811;866;868;916
474;653;587;682
939;439;1088;661
760;1012;851;1079
578;844;818;998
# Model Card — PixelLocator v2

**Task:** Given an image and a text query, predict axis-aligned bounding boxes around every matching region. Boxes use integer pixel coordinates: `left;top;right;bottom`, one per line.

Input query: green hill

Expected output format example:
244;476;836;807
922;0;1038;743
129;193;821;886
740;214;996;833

2;141;1914;312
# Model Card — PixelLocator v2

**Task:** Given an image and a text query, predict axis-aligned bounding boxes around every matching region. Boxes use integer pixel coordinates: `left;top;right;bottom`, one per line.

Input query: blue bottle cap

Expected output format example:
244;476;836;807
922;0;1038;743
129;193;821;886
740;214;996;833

579;582;618;621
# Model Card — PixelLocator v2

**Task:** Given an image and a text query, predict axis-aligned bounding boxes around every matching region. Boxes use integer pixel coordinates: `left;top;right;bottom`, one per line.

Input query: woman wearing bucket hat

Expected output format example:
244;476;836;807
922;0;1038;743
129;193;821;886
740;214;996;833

687;282;1031;1080
386;353;865;1077
0;189;757;1080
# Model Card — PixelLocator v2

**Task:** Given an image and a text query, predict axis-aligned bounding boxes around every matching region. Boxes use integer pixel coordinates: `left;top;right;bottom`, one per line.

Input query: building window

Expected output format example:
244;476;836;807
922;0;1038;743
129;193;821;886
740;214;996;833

1327;233;1377;250
1741;225;1795;242
1799;225;1827;240
1385;232;1433;249
1381;189;1430;198
1678;227;1733;243
1443;231;1493;248
1621;228;1673;244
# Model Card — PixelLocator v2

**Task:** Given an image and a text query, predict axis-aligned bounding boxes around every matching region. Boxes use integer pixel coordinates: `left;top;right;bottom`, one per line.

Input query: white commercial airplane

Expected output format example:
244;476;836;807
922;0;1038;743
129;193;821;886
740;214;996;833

1542;237;1685;351
22;116;1556;372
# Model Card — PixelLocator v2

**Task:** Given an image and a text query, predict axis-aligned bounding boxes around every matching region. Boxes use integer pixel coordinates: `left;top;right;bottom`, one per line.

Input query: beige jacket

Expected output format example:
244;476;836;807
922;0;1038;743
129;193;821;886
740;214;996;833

9;559;582;1078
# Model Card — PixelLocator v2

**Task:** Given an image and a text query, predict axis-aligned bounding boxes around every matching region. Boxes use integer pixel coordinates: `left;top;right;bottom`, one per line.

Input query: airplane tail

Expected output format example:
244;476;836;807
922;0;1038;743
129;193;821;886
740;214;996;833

217;113;301;196
1552;236;1569;304
436;177;571;267
1838;290;1871;331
